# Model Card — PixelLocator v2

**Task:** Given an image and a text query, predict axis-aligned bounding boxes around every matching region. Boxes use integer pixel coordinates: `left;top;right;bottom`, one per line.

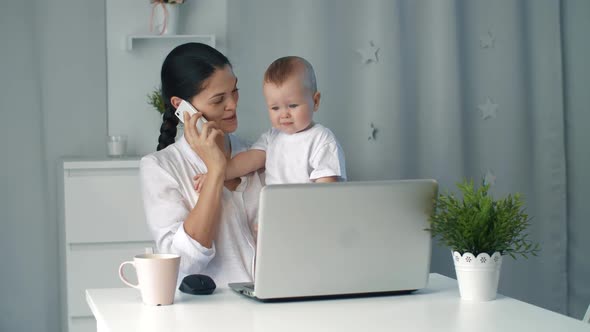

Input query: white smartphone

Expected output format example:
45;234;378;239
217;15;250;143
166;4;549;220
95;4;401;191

175;99;207;131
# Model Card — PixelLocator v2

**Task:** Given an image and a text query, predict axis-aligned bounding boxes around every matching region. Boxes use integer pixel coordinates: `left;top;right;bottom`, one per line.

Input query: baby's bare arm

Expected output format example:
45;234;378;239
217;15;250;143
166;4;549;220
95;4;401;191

226;150;266;180
314;176;339;183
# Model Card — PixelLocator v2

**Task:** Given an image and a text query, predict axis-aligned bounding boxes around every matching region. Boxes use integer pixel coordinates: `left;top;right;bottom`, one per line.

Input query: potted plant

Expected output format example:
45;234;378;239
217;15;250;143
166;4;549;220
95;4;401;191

147;87;184;140
428;179;540;301
147;87;166;115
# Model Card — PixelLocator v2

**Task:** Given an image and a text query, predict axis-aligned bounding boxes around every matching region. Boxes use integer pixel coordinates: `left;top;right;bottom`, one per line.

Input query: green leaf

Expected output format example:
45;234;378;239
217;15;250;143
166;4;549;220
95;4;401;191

147;87;166;115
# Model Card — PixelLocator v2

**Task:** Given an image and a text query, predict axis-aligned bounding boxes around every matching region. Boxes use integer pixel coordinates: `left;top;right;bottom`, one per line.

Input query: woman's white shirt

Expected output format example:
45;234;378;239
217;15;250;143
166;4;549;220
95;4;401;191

139;134;261;287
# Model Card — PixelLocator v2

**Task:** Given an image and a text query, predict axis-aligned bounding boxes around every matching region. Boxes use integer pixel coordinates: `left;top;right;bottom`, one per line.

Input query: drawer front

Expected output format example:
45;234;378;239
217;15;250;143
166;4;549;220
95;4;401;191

67;242;153;317
64;168;150;243
69;316;96;332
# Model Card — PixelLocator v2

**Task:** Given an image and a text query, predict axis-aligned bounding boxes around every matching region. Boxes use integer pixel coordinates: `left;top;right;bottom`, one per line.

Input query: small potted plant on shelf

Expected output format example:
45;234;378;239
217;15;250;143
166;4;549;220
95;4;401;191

428;179;540;301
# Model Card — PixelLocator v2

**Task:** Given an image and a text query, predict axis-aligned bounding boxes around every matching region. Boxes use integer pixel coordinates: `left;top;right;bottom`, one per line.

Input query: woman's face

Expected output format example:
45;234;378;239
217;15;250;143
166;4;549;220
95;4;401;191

190;65;239;133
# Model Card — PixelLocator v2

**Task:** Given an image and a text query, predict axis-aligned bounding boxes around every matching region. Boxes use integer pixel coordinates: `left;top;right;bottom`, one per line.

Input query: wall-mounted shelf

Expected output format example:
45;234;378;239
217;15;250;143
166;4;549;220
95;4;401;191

123;34;216;51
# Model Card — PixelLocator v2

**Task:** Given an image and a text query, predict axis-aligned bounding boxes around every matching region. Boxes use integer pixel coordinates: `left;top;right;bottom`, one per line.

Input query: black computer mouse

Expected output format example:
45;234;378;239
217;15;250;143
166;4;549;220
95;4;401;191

179;274;216;295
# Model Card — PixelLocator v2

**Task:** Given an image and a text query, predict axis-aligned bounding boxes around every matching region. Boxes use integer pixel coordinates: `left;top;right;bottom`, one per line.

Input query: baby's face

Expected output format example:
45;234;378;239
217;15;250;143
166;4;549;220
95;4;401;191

263;74;319;135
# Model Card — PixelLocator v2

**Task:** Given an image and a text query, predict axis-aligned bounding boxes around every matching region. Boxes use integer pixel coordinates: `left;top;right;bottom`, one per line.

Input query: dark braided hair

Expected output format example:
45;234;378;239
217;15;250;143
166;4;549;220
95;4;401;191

157;43;231;151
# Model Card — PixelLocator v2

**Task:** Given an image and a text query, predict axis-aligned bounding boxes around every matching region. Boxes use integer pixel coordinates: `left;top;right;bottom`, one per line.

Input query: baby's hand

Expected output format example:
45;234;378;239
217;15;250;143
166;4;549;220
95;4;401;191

193;173;207;192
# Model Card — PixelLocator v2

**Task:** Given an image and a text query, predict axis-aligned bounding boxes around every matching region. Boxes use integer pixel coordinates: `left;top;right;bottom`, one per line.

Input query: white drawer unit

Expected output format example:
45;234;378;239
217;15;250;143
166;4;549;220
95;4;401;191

60;158;154;332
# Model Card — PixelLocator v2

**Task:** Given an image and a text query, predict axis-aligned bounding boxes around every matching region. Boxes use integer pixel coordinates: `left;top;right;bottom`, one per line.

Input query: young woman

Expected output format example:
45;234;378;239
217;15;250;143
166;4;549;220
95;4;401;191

140;43;261;286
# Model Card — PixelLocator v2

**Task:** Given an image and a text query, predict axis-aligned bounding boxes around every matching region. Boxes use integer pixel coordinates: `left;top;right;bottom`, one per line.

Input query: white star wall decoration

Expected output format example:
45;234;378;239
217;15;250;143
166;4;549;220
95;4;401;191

478;97;499;120
356;41;379;64
480;31;495;49
484;169;496;186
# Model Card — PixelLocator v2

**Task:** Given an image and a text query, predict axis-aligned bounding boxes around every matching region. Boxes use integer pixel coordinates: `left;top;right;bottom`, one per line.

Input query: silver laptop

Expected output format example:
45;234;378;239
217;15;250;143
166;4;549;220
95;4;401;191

229;179;438;301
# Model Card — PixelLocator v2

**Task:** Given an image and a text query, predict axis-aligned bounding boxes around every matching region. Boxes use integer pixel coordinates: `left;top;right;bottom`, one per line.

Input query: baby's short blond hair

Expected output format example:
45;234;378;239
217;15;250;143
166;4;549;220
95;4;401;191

263;56;317;93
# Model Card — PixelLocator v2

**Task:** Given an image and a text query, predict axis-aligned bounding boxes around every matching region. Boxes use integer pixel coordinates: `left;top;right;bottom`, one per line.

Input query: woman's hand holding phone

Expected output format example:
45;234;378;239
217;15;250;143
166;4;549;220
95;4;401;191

175;100;207;132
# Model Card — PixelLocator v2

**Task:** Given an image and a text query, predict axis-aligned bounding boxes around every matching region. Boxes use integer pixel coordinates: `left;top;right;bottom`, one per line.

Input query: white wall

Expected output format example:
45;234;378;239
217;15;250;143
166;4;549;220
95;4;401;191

0;1;53;331
105;0;228;156
563;0;590;320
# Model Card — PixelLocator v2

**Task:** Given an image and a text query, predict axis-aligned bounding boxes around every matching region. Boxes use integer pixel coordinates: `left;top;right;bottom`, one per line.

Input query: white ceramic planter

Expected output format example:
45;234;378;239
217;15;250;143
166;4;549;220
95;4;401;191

452;251;503;301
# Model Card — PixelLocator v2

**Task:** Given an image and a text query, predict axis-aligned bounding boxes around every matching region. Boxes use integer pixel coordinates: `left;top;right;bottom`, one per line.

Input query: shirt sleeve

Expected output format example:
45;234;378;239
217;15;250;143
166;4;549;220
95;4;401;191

309;140;347;181
250;130;270;151
139;156;215;275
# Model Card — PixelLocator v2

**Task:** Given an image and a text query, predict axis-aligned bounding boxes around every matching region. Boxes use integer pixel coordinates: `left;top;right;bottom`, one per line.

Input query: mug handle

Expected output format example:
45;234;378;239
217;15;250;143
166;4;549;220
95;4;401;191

119;261;140;289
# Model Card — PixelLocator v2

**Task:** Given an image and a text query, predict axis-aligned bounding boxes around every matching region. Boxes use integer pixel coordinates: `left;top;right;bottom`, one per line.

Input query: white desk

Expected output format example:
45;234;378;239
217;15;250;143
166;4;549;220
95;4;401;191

86;273;588;332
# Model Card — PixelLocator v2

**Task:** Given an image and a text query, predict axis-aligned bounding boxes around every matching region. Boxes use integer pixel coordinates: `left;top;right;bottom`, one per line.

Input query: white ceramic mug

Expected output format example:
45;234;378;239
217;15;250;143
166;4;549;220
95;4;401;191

119;253;181;306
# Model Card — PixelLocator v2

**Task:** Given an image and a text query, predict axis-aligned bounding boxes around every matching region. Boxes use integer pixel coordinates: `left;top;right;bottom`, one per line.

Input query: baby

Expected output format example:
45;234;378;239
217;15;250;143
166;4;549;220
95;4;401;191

194;56;346;189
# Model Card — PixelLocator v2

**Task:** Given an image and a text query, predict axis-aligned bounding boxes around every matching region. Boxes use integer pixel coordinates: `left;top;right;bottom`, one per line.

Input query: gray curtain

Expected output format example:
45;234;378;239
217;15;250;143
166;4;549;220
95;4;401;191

563;0;590;321
228;0;588;317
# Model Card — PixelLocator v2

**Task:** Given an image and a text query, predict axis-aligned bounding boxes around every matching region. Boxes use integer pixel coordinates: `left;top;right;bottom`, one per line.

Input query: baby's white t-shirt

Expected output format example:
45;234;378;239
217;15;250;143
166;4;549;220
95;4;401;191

251;123;346;185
